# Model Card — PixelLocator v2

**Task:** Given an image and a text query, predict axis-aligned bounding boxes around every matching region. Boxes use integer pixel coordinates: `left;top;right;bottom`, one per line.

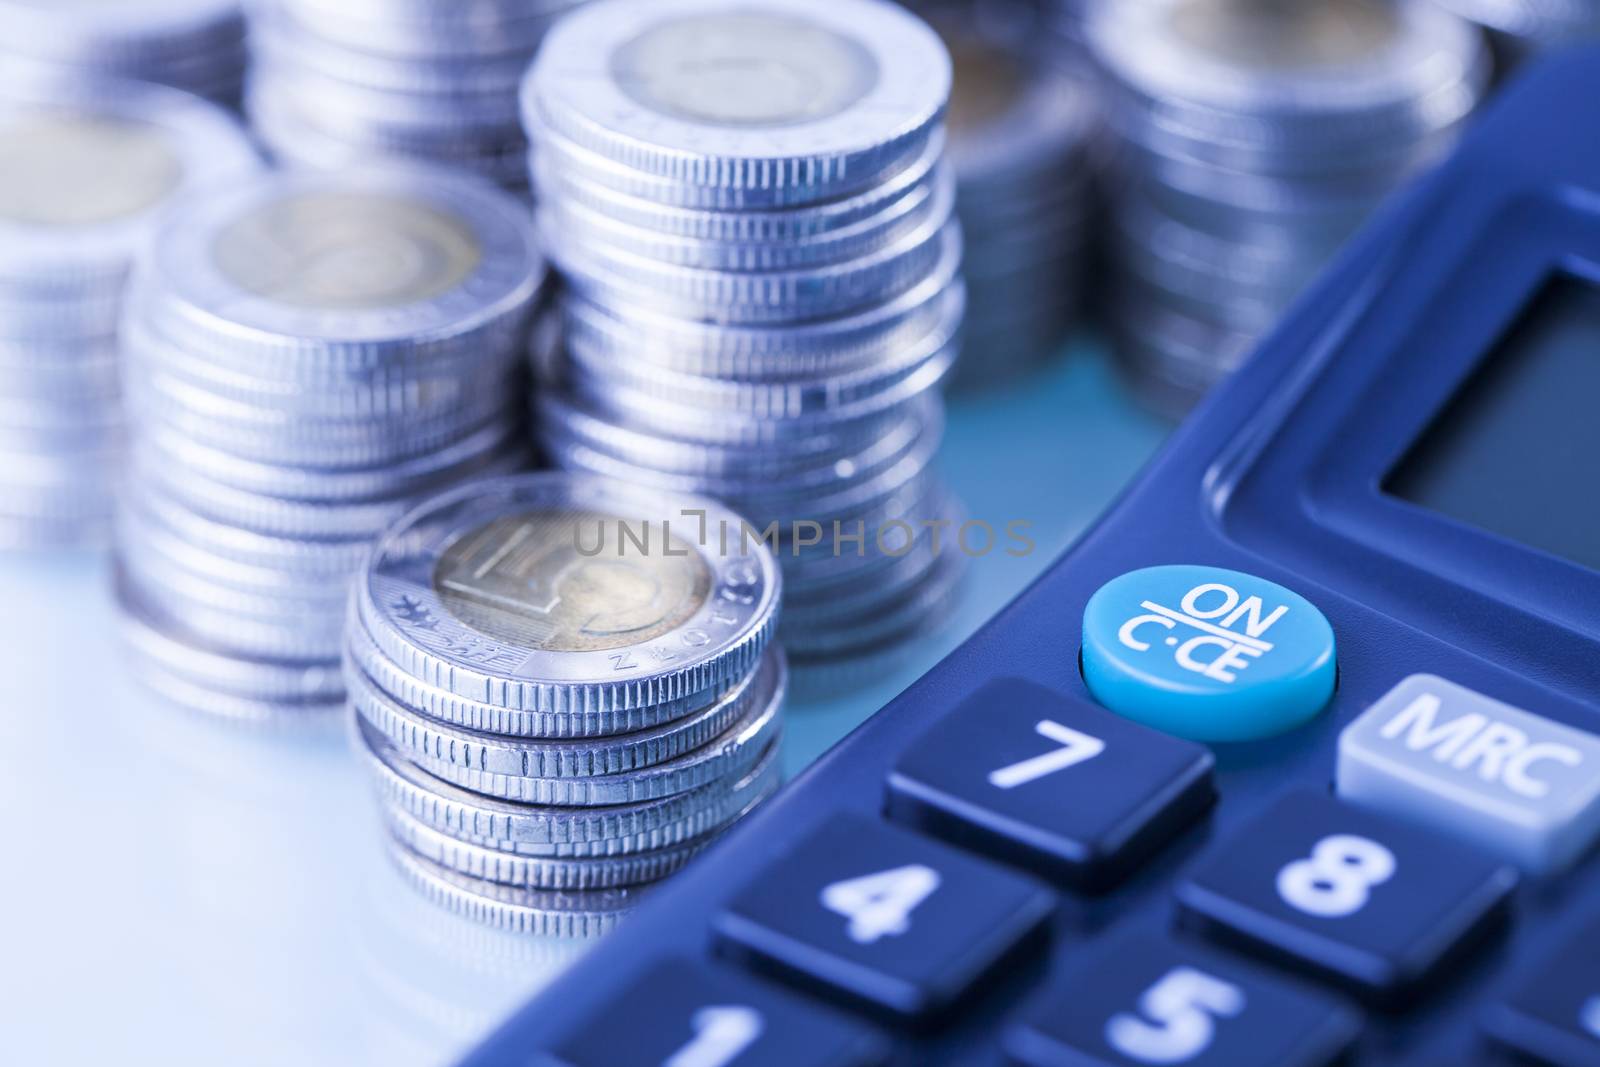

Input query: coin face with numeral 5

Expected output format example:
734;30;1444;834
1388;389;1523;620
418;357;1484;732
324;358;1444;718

358;472;781;713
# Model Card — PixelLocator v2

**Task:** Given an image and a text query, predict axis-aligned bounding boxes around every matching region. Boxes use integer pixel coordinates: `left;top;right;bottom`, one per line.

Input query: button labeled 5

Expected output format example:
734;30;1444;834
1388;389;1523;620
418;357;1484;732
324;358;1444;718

1004;928;1360;1067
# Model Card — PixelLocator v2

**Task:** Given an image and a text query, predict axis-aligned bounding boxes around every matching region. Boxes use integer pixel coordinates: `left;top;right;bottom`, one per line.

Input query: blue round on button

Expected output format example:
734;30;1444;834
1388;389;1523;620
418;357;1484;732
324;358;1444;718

1081;565;1336;742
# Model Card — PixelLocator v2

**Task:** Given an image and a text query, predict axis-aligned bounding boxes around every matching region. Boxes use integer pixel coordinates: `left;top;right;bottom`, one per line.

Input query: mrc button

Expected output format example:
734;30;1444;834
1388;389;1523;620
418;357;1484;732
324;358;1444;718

1081;565;1336;742
1338;675;1600;875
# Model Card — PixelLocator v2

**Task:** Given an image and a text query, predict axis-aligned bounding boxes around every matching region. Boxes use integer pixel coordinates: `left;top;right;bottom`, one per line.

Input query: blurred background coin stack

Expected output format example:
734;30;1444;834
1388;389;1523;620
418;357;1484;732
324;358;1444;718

0;84;257;551
1087;0;1490;417
346;473;784;934
524;0;970;667
246;0;590;192
1432;0;1600;68
115;168;544;721
0;0;246;106
911;0;1099;390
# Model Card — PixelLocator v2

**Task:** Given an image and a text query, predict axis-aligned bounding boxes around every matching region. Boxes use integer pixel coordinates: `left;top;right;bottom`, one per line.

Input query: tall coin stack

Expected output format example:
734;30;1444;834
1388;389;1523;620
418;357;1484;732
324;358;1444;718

916;1;1098;389
0;0;246;105
116;169;544;720
246;0;589;192
346;473;785;934
1088;0;1489;417
0;84;257;550
524;0;969;665
1433;0;1600;66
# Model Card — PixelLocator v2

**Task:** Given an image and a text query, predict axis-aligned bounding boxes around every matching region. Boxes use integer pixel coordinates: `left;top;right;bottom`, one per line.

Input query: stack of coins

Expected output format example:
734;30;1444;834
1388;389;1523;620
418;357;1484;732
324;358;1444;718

1433;0;1600;65
915;0;1098;388
524;0;969;664
1088;0;1489;417
346;472;785;934
0;0;246;105
0;84;257;550
115;169;544;720
246;0;588;192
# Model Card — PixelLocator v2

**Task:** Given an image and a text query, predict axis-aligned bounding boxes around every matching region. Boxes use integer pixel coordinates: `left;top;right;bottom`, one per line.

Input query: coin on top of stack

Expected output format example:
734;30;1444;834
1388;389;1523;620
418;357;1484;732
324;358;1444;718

1088;0;1489;417
116;167;545;721
913;0;1098;389
246;0;590;192
1433;0;1600;67
0;0;246;105
347;471;784;934
524;0;969;666
0;82;257;550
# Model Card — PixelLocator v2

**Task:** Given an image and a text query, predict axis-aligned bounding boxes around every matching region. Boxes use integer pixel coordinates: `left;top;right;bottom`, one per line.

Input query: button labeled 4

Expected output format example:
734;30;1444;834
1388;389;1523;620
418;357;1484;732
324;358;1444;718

714;813;1055;1020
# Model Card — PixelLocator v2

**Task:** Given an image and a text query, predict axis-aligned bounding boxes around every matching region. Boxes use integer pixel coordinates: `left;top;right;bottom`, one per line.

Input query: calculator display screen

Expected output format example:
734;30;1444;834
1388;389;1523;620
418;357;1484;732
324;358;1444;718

1388;276;1600;572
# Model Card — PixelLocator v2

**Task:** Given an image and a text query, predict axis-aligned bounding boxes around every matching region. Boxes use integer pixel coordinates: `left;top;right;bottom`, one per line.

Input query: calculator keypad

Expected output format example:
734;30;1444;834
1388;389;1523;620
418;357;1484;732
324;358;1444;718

1483;912;1600;1067
1338;674;1600;874
1003;927;1361;1067
712;813;1056;1020
886;678;1215;888
1176;789;1518;1003
545;957;892;1067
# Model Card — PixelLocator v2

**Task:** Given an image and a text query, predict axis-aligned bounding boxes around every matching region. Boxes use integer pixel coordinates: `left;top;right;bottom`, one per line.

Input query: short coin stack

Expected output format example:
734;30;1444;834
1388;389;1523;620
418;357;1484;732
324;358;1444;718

116;168;544;720
0;0;246;105
0;84;257;550
1088;0;1489;416
524;0;969;664
246;0;588;192
919;1;1098;389
346;473;785;934
1433;0;1600;65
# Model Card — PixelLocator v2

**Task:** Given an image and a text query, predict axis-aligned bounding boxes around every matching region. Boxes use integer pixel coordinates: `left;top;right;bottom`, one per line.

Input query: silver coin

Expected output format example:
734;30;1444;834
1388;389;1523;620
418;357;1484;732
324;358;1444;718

351;645;782;782
132;167;543;367
247;84;533;191
0;83;258;299
547;211;956;325
384;798;721;891
386;841;640;938
782;541;967;662
1087;0;1488;170
128;436;530;541
523;0;951;202
0;0;244;65
399;653;782;805
115;565;345;704
344;611;741;740
356;714;782;850
555;239;964;381
358;472;781;717
560;279;961;418
273;0;572;59
540;164;953;275
532;126;947;250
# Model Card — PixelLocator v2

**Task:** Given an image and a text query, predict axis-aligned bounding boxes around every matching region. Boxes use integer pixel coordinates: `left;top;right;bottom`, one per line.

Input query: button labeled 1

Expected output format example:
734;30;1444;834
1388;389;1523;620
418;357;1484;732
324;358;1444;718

1004;928;1360;1067
544;958;890;1067
1339;674;1600;874
1081;565;1336;742
886;679;1215;888
713;813;1055;1020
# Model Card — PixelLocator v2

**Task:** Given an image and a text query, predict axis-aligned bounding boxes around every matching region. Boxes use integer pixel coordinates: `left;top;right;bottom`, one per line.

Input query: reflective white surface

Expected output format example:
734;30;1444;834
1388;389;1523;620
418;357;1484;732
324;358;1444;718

0;347;1165;1067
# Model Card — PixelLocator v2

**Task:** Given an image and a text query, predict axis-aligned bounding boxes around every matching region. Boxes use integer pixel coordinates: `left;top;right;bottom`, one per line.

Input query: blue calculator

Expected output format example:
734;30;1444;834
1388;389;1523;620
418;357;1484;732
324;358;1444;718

460;49;1600;1067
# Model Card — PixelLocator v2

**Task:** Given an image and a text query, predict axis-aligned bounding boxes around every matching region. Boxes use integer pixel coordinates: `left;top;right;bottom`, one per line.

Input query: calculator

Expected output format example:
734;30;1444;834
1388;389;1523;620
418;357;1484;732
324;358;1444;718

459;49;1600;1067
